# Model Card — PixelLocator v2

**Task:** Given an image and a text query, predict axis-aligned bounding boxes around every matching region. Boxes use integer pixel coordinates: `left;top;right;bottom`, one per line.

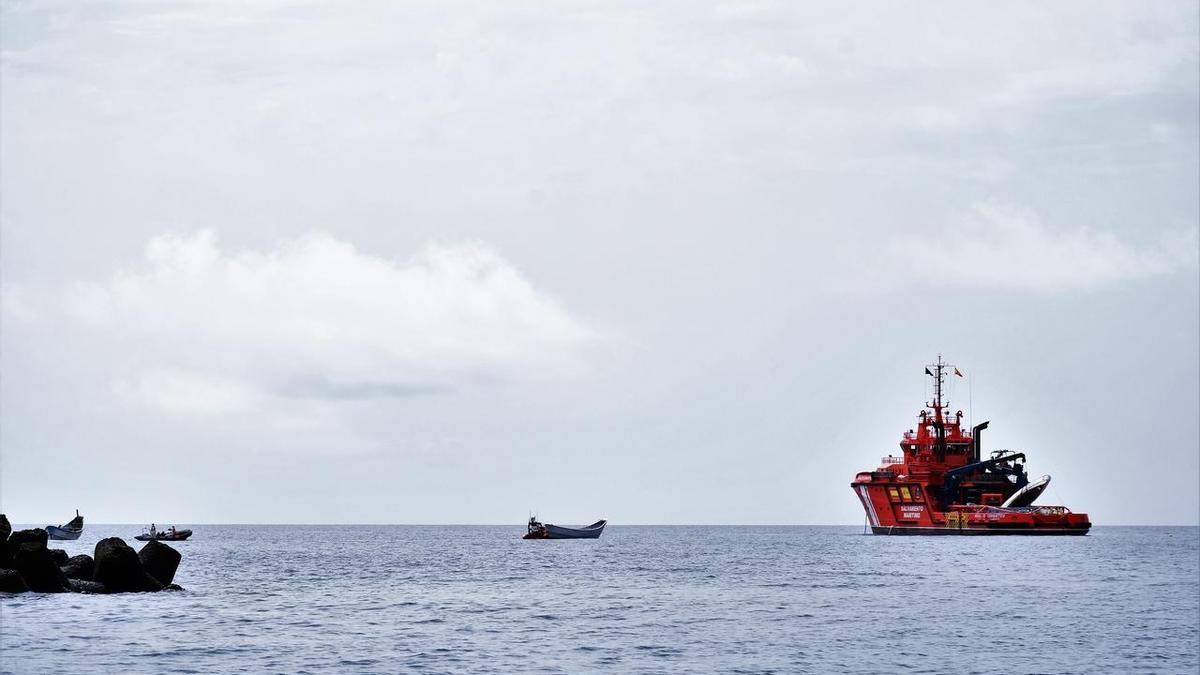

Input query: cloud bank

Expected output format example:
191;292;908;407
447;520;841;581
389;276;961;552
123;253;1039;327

59;231;592;413
891;203;1197;292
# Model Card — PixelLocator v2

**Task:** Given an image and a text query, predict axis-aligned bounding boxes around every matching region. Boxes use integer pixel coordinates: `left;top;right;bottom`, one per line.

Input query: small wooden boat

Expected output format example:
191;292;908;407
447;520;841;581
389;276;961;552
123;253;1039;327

45;510;84;541
135;526;192;542
523;516;607;539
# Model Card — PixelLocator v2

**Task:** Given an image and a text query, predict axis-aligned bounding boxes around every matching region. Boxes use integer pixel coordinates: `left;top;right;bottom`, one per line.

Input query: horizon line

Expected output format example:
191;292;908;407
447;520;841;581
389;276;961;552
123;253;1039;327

6;522;1199;528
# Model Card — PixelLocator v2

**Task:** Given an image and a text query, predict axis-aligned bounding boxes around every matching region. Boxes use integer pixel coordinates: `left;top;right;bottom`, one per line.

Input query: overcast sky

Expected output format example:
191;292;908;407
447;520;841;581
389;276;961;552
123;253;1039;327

2;1;1197;525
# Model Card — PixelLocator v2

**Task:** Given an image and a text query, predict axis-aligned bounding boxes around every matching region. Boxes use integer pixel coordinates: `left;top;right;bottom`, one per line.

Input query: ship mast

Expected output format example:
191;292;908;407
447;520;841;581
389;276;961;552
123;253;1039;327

930;354;948;461
933;353;945;415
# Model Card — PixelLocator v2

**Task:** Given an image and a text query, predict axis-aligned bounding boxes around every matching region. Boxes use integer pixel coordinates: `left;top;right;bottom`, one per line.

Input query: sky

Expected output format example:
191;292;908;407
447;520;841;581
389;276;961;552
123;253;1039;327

1;1;1197;525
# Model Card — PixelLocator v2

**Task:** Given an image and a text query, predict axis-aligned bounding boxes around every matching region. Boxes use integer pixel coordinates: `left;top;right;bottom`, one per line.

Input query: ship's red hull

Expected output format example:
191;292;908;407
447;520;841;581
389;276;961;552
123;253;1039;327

868;525;1090;535
853;479;1090;535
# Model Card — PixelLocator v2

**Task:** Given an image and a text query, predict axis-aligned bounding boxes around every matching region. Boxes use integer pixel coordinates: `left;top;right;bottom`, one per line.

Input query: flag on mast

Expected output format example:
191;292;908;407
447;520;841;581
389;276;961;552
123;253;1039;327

954;368;963;377
925;367;933;376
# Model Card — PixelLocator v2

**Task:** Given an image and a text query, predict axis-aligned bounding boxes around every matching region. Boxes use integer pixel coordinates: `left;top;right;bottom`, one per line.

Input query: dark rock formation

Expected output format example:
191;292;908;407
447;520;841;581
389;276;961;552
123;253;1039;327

138;540;182;586
0;518;12;568
8;528;48;549
4;528;46;570
93;538;162;593
61;554;95;581
12;543;69;592
68;579;107;594
0;568;29;593
0;524;187;595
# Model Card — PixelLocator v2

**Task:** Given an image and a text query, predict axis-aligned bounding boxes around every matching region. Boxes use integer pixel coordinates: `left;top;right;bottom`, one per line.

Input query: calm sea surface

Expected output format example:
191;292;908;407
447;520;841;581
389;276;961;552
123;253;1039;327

1;525;1197;674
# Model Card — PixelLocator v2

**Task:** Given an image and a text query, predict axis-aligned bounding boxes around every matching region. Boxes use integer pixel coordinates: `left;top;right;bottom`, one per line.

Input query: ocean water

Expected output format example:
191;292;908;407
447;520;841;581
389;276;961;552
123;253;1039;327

1;525;1197;674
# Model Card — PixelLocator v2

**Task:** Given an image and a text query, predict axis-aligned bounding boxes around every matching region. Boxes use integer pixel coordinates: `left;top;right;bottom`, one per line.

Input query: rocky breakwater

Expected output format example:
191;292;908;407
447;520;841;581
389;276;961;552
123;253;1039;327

0;515;184;594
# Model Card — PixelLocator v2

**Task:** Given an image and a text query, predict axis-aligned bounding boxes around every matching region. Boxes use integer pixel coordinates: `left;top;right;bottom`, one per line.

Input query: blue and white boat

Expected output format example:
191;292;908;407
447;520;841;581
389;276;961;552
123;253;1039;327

45;510;84;540
523;516;607;539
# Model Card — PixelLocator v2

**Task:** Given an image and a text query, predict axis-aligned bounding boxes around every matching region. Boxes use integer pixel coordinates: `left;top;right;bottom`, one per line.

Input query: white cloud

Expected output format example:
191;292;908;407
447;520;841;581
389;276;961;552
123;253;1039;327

0;283;38;322
60;231;593;413
4;1;1194;193
114;367;262;415
892;203;1196;292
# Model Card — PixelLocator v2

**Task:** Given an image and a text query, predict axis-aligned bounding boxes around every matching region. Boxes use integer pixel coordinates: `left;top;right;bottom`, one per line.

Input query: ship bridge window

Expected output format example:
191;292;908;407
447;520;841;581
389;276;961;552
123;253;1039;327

900;486;912;501
911;485;923;500
888;487;901;502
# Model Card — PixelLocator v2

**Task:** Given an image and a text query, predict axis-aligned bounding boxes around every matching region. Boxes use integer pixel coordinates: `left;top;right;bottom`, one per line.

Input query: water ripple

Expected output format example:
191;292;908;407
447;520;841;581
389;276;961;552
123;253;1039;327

1;525;1197;674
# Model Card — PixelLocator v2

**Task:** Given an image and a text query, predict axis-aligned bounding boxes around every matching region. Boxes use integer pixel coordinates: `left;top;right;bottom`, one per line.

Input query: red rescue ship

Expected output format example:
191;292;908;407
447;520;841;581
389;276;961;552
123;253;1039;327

852;357;1091;535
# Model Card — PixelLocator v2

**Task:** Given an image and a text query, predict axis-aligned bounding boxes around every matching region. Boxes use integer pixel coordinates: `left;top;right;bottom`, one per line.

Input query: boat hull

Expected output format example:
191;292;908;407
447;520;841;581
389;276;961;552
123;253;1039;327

45;526;82;541
853;481;1090;536
524;520;607;539
870;525;1090;536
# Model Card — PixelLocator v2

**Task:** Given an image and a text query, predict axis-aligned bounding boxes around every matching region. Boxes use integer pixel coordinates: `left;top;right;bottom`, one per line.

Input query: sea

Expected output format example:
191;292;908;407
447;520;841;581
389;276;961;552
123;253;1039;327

1;525;1197;674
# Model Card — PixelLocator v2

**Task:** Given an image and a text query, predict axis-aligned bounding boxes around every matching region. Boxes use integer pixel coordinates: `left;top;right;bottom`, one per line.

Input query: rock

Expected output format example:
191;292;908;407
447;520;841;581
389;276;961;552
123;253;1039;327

6;530;46;569
0;568;29;593
48;548;69;566
0;518;9;568
93;538;162;593
12;543;69;592
61;554;95;580
8;529;48;549
67;579;107;594
138;540;182;586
